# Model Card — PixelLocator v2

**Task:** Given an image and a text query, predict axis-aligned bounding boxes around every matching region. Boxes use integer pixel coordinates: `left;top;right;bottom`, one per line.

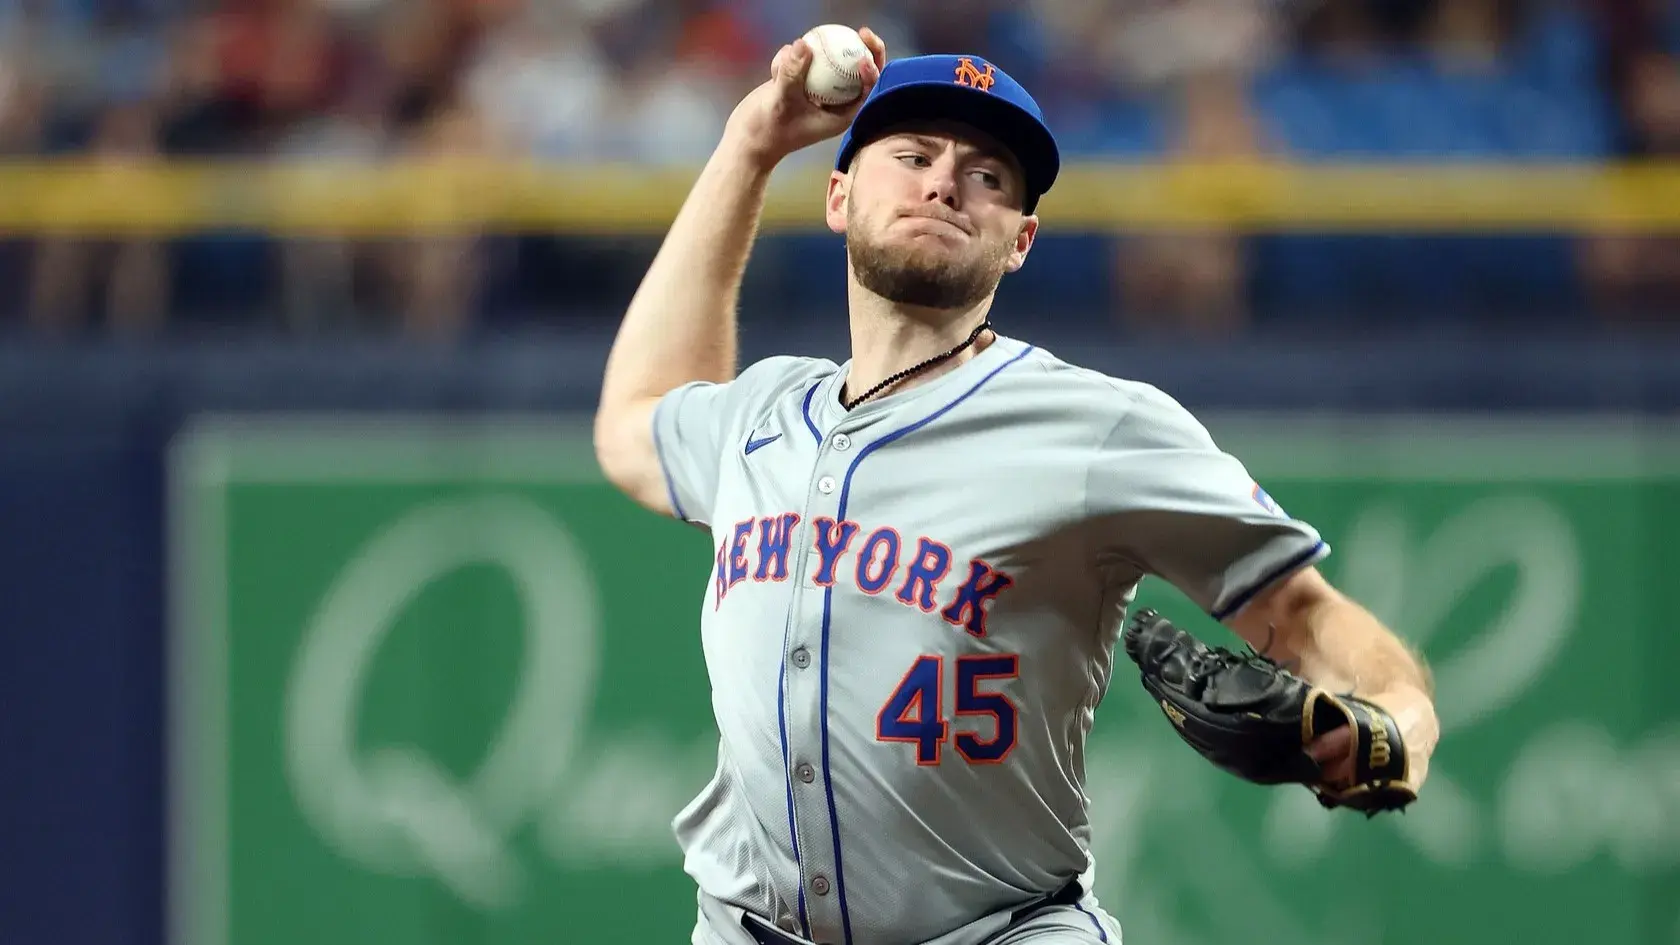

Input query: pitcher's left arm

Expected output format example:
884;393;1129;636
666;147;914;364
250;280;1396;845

1083;379;1440;792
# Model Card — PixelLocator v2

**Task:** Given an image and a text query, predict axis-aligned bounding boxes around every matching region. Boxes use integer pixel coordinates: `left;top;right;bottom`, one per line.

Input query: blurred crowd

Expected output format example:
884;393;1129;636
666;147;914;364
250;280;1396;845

0;0;1678;339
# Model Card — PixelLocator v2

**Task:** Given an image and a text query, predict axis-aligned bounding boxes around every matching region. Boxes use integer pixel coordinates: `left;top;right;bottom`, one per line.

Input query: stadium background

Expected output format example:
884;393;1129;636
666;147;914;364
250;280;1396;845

3;1;1679;944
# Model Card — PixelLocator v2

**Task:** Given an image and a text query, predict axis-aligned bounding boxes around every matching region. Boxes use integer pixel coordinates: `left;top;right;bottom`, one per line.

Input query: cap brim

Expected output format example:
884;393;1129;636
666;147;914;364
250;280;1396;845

838;82;1059;212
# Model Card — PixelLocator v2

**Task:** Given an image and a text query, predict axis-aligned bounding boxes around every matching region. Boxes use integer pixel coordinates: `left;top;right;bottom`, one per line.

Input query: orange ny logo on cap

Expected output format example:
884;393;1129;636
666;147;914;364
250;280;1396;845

953;57;996;91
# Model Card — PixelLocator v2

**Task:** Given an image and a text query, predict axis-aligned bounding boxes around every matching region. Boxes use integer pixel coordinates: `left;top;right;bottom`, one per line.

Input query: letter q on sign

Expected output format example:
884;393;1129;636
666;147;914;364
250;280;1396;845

802;24;868;106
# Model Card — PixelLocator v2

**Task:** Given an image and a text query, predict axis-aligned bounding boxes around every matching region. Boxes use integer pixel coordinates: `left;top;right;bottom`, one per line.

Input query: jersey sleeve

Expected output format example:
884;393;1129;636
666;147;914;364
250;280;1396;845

1085;384;1329;621
650;356;817;527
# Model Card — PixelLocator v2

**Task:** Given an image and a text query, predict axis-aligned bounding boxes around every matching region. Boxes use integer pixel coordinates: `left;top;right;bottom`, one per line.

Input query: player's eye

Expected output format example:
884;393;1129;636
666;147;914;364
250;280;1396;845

970;168;1002;188
897;153;931;167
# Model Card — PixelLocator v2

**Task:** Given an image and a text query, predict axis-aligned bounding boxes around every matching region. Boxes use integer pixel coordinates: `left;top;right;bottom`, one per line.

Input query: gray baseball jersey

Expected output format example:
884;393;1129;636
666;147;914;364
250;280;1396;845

650;333;1328;945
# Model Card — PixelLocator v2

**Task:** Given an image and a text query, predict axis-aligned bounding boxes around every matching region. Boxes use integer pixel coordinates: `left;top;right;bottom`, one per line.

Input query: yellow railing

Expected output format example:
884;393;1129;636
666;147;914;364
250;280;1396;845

2;159;1679;234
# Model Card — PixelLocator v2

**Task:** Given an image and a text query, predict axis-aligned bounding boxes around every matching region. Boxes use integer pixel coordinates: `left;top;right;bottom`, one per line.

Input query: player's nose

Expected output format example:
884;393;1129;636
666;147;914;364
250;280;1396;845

921;157;961;208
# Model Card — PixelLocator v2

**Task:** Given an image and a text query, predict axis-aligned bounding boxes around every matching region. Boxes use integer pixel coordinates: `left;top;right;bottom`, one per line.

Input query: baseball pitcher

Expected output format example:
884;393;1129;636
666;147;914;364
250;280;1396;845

592;25;1440;945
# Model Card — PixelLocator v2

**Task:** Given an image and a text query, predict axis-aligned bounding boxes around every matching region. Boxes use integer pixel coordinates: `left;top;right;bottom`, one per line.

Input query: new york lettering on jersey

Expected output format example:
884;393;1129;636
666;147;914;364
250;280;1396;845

713;513;1012;637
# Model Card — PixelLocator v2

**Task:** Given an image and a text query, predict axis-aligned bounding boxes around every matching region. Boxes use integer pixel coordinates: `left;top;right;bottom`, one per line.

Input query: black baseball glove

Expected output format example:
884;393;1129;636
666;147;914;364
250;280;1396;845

1121;607;1416;817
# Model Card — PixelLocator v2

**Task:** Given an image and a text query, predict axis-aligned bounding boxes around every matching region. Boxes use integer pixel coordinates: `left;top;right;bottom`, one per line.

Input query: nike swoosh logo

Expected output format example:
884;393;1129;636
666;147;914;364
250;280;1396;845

744;433;782;455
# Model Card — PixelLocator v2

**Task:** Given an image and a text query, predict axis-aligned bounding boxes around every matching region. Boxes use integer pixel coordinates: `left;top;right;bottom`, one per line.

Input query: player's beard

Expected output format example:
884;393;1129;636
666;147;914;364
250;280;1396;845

847;215;1014;311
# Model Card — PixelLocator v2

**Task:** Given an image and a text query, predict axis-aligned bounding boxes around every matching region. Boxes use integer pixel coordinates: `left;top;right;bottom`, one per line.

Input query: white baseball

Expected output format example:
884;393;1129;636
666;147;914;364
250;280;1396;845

801;24;869;106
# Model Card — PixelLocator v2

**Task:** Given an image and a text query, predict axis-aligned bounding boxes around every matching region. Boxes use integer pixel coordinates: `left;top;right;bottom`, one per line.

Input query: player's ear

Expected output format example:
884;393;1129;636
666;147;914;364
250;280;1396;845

1004;214;1038;273
825;171;850;235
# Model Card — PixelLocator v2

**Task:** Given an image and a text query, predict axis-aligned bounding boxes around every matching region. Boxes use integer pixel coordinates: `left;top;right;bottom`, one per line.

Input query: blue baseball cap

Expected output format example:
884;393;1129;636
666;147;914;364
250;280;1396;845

834;54;1060;214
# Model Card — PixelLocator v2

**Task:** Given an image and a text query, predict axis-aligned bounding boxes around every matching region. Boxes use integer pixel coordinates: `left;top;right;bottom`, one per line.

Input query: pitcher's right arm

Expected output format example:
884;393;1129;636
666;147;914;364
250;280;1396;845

593;29;884;516
591;137;768;515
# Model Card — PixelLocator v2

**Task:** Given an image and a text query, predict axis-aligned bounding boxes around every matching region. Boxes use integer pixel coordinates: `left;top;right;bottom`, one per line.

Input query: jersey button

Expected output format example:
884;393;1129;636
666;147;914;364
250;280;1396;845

817;476;836;494
810;875;830;896
795;763;815;783
832;433;851;451
791;648;810;668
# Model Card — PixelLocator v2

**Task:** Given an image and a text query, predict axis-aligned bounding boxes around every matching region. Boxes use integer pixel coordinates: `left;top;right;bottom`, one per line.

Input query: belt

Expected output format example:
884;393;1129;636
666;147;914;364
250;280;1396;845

741;915;817;945
739;879;1084;945
1005;877;1085;926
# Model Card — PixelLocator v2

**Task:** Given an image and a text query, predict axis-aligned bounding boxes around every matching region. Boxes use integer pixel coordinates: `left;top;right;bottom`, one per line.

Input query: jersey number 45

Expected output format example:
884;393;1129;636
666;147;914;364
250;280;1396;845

876;654;1019;765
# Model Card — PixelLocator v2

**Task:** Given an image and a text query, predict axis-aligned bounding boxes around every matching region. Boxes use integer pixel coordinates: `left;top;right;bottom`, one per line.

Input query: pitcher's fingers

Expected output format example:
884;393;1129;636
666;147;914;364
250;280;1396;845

1306;729;1355;786
858;26;887;69
768;42;797;81
854;55;880;96
773;39;811;90
1305;726;1352;763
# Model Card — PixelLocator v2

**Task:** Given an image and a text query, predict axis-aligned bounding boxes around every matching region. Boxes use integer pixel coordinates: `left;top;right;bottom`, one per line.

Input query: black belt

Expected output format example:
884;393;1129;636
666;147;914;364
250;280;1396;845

740;879;1084;945
1005;877;1085;926
741;914;816;945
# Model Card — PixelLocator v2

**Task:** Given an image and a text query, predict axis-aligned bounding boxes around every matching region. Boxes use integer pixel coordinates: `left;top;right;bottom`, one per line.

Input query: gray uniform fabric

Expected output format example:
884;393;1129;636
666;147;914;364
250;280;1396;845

651;333;1328;945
